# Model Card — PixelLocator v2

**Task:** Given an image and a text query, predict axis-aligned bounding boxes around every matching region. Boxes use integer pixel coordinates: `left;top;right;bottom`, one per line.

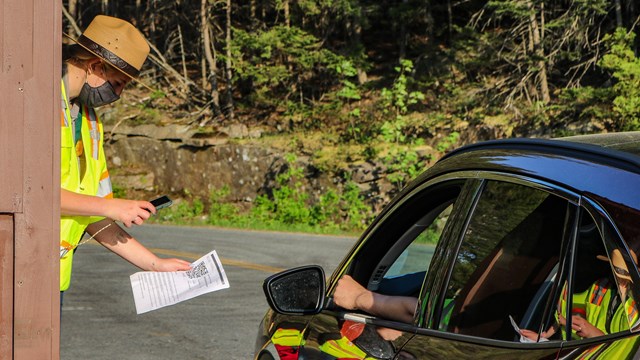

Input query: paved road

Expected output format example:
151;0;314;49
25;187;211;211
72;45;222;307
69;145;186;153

61;224;355;360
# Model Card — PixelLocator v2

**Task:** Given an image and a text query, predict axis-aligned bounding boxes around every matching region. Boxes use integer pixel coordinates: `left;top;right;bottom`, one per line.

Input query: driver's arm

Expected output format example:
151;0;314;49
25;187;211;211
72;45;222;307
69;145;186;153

333;275;418;323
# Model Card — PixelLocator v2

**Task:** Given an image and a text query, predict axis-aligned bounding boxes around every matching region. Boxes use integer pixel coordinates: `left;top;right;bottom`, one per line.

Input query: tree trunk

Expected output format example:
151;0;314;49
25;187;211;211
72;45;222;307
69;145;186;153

283;0;290;28
62;5;81;36
250;0;257;28
399;0;408;60
149;0;157;50
201;0;222;117
346;3;367;84
67;0;77;34
225;0;235;119
178;24;188;80
629;0;639;55
135;0;144;18
615;0;623;28
446;0;452;43
527;0;550;103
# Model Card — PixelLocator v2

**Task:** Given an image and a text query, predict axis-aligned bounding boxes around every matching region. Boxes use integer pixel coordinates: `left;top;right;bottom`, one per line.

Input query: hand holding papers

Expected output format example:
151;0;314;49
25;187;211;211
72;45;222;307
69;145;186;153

130;250;230;314
510;315;549;343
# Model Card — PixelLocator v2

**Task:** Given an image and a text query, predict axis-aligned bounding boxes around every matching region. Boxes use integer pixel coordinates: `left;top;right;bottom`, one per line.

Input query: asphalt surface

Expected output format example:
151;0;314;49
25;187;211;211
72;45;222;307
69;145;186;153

60;224;355;360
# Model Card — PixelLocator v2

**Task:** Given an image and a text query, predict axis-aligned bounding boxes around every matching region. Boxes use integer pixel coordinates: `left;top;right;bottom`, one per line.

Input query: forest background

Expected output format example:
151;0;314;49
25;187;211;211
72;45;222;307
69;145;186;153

63;0;640;235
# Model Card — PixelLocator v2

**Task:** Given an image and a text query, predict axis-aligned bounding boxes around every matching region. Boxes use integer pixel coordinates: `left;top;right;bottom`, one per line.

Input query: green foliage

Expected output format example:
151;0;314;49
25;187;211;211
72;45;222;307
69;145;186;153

311;189;341;227
376;59;427;147
340;181;371;230
339;59;429;146
334;60;362;101
231;25;346;111
207;186;239;224
245;154;373;232
251;157;305;222
261;164;311;224
373;59;433;190
380;118;407;144
383;147;427;190
380;59;425;117
332;59;368;143
252;154;317;225
133;91;166;124
556;86;613;125
487;0;529;18
554;28;640;131
436;132;460;153
599;28;640;130
154;198;205;224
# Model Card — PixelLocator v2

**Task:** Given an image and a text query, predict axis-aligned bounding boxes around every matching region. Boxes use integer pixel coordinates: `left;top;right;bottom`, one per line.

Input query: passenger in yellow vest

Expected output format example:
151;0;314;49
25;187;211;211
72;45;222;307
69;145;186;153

521;249;640;358
60;15;191;294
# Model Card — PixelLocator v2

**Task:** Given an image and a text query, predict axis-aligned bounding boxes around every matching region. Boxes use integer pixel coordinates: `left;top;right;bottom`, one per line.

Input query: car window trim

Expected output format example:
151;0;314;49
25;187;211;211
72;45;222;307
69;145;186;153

339;311;420;334
367;200;453;292
412;325;564;350
421;178;484;329
327;175;468;294
551;201;580;341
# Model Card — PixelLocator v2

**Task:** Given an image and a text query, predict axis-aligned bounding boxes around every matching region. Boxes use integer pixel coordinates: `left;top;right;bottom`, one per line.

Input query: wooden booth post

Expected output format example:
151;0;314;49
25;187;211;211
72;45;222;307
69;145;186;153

0;0;61;359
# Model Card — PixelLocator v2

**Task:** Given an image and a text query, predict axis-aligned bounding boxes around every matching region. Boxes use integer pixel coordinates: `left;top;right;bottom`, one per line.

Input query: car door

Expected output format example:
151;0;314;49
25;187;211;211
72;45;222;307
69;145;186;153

294;176;470;359
401;175;574;359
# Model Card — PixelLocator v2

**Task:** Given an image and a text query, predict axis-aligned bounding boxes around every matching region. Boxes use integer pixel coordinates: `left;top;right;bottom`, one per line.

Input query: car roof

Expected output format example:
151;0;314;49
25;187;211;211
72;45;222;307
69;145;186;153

441;131;640;173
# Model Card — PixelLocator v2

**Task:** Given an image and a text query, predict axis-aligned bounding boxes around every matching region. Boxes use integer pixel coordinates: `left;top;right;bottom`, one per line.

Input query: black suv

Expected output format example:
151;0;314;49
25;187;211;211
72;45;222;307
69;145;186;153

255;132;640;360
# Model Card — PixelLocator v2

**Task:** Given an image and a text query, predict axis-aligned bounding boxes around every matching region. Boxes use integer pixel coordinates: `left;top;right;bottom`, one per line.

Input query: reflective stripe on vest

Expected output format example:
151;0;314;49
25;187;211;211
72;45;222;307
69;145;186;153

590;279;609;306
84;104;100;160
627;300;638;325
60;80;110;291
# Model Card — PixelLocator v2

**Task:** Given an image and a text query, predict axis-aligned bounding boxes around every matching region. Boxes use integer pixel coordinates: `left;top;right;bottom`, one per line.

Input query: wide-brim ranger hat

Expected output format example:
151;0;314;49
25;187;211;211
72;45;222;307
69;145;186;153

66;15;153;90
597;248;638;282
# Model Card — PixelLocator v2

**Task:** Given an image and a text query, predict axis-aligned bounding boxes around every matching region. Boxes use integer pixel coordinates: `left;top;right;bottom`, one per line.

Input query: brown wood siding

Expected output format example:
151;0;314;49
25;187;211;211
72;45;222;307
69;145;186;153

0;215;14;360
0;0;61;358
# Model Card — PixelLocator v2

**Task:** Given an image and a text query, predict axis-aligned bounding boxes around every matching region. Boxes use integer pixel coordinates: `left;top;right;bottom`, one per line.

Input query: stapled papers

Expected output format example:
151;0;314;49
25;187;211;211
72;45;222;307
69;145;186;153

130;249;230;314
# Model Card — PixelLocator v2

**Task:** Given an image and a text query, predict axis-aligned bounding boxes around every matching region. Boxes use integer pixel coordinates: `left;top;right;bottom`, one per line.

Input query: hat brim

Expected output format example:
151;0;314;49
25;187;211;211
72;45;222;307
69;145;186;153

64;32;157;93
597;254;633;281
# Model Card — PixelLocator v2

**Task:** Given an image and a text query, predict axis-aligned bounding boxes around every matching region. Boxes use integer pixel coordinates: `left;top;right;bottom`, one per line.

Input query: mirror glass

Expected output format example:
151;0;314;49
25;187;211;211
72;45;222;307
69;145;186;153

269;268;323;313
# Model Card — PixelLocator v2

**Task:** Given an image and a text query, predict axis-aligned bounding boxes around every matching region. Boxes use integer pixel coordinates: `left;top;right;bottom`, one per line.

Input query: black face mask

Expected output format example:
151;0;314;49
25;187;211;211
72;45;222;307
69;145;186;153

77;80;120;108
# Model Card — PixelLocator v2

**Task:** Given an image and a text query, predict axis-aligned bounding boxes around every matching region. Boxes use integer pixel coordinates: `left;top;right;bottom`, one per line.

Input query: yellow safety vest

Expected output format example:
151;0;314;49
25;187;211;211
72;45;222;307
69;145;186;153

60;80;112;291
559;279;640;359
582;279;640;359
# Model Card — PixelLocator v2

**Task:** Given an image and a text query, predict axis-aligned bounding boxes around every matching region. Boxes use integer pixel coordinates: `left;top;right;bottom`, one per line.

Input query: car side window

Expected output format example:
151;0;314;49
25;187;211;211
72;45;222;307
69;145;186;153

554;213;640;354
373;203;453;297
440;180;565;341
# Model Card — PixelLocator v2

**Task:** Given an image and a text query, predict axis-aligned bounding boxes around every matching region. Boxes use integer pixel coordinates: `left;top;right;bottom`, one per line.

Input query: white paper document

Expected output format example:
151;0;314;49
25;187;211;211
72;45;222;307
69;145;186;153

130;250;230;314
509;315;548;343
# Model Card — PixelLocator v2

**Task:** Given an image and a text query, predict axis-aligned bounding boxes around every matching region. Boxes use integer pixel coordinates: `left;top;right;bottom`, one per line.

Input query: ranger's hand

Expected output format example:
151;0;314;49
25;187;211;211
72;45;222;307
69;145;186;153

150;257;192;272
103;198;155;227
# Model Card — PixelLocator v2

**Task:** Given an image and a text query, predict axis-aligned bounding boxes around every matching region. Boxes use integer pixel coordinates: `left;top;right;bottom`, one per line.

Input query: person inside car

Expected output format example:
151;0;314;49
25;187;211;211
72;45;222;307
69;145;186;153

520;248;640;357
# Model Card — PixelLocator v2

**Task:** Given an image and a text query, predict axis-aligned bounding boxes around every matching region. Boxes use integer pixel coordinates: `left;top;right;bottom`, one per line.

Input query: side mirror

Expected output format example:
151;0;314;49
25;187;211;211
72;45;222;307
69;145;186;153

263;265;325;315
